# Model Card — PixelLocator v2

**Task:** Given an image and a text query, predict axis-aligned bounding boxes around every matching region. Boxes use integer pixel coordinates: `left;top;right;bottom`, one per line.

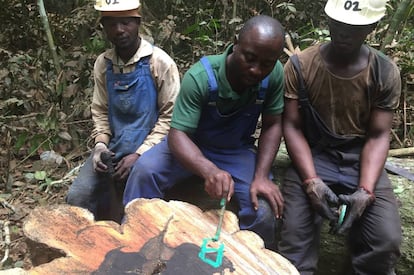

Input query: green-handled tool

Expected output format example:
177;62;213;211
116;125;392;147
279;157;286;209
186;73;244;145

338;204;347;226
198;197;226;268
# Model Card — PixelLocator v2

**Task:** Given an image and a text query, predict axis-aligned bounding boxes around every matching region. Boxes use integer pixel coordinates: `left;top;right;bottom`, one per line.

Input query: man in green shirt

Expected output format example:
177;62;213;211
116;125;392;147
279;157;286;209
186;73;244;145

124;15;285;249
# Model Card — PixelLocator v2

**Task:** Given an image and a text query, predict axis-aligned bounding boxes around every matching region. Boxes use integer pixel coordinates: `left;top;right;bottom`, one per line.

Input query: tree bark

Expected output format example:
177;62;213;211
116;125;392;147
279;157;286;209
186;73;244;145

388;147;414;157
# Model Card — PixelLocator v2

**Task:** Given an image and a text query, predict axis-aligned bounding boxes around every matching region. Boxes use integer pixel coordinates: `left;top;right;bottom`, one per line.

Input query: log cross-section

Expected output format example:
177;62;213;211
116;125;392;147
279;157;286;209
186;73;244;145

20;198;298;275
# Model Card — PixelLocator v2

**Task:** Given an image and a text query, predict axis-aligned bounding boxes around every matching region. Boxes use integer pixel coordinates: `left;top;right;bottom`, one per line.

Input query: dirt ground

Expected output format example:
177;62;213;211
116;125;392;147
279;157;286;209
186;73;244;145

1;147;414;274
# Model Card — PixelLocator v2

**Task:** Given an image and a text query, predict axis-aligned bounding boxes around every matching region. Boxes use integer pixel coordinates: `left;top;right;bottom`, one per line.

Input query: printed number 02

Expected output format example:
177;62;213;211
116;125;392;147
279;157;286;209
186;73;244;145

344;0;362;11
105;0;120;4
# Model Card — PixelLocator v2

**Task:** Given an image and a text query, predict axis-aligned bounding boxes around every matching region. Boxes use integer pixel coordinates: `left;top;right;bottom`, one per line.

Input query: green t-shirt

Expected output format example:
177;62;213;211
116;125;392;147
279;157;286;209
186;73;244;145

171;45;284;133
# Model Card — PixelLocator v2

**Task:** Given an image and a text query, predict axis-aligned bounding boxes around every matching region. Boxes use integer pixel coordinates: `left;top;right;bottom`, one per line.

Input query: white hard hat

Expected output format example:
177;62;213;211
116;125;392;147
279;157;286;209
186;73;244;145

94;0;140;12
325;0;388;25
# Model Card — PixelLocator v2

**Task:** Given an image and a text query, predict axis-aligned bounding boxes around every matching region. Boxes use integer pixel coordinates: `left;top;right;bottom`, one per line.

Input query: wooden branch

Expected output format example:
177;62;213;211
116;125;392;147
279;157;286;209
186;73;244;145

0;221;11;267
284;33;301;57
388;147;414;157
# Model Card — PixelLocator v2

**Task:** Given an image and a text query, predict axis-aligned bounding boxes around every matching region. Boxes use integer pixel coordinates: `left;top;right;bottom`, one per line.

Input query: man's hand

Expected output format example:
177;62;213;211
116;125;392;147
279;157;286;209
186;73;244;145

92;143;114;172
204;168;234;201
113;153;140;181
250;177;284;219
333;187;375;234
303;177;339;220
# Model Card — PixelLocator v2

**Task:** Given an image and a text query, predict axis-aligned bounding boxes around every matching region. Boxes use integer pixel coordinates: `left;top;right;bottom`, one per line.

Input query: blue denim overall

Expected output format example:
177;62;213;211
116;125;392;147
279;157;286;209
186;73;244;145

107;57;158;160
124;57;277;247
67;55;158;220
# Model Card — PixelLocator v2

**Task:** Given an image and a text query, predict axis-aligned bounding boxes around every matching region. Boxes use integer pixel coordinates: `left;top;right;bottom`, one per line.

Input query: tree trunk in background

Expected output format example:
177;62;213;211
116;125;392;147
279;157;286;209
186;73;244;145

381;0;414;51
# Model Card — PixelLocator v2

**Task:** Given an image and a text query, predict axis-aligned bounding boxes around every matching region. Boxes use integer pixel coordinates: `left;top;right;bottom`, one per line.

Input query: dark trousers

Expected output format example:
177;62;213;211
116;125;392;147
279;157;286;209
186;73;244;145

278;150;401;275
66;153;124;223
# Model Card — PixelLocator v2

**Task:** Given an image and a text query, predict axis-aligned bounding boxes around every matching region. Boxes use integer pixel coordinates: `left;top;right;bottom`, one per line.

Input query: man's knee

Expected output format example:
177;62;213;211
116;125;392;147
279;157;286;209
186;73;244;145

256;198;275;223
242;198;276;249
351;220;401;274
66;181;86;206
129;155;159;178
66;172;105;214
66;187;95;213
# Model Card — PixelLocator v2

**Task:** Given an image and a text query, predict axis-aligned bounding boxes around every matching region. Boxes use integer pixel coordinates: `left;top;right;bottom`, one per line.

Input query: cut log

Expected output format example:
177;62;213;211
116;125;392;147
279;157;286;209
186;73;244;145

16;199;298;275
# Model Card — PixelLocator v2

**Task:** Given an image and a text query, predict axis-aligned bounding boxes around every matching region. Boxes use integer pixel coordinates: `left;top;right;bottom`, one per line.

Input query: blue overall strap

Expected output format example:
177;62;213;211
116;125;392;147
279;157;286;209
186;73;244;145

289;54;309;107
200;56;218;92
200;56;218;103
105;55;151;73
139;55;151;65
256;75;269;103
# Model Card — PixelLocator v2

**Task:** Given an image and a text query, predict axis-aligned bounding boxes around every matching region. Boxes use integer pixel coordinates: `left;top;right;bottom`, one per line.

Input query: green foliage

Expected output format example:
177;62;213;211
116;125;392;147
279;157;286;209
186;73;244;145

0;0;411;157
0;0;413;272
143;0;244;68
182;9;225;55
389;27;414;78
24;170;54;191
0;1;97;164
0;1;42;50
0;1;411;157
290;24;331;50
84;35;108;54
53;1;100;48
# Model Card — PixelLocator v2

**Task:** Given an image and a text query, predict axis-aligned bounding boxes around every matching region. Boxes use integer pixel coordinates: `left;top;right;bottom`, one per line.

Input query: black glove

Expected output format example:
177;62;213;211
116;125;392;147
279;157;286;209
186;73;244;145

101;151;115;175
303;177;339;220
332;187;375;235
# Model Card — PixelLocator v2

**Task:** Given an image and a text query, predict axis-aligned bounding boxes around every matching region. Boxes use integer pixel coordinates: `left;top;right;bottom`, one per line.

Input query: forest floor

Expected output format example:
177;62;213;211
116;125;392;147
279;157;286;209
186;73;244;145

0;144;414;274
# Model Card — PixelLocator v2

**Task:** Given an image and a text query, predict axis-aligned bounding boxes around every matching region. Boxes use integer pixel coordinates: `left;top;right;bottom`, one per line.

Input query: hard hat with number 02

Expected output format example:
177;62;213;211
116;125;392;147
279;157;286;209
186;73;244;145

325;0;389;25
94;0;141;17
